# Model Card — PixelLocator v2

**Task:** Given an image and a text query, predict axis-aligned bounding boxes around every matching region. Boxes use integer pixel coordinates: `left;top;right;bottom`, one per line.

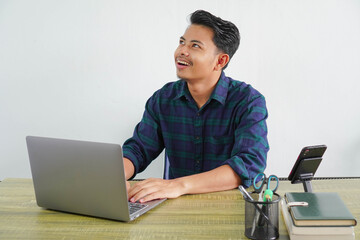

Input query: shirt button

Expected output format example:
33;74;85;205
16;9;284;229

196;136;200;140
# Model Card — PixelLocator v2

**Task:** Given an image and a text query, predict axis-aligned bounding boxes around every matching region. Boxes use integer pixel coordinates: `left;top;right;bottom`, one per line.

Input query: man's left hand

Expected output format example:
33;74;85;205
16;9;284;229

128;178;185;203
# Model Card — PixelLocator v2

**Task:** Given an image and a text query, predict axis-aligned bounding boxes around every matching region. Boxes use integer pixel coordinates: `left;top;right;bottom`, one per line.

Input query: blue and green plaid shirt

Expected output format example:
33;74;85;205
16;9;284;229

123;72;269;188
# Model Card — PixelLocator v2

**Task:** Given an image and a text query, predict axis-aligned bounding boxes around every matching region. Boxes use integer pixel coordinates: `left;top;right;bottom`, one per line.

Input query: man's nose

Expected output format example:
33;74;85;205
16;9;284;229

178;45;190;57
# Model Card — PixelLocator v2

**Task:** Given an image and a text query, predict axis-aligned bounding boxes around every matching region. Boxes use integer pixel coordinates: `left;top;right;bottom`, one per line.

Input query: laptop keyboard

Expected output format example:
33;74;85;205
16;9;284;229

128;202;148;215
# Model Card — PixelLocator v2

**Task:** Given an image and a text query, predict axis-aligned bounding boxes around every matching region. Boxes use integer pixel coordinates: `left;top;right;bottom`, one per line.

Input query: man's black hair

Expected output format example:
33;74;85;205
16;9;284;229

190;10;240;69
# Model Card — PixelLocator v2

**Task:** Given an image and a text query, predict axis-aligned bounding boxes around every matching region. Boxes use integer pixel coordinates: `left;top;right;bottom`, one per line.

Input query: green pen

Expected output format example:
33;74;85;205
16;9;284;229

263;189;273;202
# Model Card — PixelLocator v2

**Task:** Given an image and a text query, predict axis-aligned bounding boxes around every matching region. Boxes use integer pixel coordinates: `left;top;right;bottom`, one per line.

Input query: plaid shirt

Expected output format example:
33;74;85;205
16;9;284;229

123;72;269;188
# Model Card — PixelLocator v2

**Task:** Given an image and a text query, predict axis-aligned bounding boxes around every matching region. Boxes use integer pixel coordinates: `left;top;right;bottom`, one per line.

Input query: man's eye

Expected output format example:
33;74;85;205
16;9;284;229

179;40;185;45
192;44;200;48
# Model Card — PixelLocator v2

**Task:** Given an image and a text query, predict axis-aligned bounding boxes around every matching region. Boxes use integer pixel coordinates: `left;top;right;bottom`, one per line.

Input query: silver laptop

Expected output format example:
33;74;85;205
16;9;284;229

26;136;166;221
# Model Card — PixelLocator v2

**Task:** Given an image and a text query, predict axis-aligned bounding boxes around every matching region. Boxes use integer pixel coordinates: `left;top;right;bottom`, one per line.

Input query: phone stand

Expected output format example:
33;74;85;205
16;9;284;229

299;173;314;192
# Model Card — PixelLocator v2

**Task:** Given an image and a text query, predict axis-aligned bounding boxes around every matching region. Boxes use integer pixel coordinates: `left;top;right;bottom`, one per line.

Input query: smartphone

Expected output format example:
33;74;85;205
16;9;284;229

288;145;327;182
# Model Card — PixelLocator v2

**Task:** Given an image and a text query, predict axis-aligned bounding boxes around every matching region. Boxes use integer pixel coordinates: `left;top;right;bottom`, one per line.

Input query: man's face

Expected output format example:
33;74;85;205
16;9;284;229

174;24;220;81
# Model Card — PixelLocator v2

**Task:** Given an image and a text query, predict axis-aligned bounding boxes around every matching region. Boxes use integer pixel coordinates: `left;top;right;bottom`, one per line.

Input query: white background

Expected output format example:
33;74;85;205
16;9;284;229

1;0;360;180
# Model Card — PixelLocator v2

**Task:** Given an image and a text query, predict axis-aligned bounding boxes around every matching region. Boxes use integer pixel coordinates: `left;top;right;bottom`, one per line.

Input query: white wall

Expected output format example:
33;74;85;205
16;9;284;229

1;0;360;180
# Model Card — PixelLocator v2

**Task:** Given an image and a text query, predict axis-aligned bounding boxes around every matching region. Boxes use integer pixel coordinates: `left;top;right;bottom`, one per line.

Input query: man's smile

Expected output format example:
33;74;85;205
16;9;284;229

176;57;192;69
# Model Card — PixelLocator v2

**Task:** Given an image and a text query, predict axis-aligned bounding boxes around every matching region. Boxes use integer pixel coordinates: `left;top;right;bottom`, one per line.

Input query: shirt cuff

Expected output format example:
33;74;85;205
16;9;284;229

222;158;253;188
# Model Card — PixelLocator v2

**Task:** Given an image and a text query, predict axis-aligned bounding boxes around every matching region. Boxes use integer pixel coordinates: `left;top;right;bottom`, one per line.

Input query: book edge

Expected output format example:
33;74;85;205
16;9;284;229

285;192;357;227
280;199;355;236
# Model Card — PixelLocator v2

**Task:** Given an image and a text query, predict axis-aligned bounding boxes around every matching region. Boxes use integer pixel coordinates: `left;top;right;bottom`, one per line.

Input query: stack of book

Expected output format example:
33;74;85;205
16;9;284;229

281;192;357;240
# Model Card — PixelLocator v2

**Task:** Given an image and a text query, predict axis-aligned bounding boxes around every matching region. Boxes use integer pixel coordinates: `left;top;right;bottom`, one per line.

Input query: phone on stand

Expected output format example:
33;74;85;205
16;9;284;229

288;145;327;191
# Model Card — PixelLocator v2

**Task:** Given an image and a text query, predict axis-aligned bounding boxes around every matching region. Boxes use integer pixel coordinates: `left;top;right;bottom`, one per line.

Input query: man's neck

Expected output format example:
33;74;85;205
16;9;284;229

186;72;221;109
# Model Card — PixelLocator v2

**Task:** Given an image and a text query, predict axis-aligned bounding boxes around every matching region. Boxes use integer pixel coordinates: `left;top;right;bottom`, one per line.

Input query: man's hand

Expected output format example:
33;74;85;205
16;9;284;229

127;165;241;203
128;178;185;203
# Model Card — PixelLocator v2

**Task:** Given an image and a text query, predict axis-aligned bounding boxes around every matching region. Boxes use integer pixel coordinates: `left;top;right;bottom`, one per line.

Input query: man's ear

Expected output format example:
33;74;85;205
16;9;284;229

214;54;230;71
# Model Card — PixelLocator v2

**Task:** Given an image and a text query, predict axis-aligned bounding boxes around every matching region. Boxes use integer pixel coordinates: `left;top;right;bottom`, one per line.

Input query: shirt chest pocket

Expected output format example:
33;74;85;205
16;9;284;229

203;135;234;160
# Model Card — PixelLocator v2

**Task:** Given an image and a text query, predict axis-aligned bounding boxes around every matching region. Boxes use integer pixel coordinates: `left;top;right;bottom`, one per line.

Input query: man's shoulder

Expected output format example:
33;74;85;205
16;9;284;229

161;79;184;91
225;75;264;101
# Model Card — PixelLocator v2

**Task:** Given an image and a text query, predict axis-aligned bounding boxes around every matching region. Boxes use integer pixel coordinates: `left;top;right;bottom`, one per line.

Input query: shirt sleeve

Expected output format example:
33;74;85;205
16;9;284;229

221;94;269;188
122;92;164;179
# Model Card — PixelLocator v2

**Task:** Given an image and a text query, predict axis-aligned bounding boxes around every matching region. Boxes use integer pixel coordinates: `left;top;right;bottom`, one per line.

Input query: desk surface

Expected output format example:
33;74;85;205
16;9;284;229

0;178;359;239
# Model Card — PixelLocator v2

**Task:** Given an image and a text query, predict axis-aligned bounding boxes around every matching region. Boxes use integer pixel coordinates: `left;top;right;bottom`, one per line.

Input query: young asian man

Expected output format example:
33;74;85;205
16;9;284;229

123;10;269;203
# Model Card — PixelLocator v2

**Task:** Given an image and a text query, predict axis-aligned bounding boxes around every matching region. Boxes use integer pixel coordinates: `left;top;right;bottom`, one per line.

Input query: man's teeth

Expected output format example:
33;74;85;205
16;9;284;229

178;60;190;66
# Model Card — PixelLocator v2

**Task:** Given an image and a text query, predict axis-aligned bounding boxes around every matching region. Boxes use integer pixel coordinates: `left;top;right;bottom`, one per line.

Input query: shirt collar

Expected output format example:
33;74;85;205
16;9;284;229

174;71;230;105
209;71;229;105
174;80;190;100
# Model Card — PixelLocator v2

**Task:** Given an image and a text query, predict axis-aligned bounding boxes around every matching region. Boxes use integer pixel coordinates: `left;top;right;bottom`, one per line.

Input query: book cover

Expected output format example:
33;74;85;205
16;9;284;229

280;199;355;239
285;192;357;227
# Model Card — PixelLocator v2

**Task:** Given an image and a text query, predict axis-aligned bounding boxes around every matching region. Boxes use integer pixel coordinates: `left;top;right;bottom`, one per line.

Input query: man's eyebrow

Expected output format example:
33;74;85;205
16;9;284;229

179;36;204;46
191;39;204;45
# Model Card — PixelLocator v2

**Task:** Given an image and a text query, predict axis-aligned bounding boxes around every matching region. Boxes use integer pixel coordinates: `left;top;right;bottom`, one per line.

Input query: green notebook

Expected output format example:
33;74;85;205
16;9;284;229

285;192;357;227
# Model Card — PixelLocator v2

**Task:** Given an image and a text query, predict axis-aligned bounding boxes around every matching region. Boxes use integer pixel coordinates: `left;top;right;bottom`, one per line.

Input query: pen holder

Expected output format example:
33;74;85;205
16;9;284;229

244;192;280;240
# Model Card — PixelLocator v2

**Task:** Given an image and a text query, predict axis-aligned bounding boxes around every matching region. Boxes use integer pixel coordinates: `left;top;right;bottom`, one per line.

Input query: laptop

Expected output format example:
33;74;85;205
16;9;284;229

26;136;166;221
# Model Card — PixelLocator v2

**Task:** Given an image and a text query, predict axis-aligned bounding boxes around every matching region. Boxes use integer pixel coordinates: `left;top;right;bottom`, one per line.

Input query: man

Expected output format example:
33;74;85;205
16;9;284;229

123;10;269;203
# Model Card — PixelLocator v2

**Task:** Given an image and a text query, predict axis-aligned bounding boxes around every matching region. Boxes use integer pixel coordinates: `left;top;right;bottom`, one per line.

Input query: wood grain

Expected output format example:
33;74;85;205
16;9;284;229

0;178;358;239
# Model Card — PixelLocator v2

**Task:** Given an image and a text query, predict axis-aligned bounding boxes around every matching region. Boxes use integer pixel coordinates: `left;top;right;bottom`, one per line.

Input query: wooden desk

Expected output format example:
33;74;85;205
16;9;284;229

0;178;358;239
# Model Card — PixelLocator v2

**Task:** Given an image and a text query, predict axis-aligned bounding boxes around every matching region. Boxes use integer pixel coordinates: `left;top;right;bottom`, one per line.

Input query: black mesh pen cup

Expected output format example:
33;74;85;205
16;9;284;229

244;192;280;240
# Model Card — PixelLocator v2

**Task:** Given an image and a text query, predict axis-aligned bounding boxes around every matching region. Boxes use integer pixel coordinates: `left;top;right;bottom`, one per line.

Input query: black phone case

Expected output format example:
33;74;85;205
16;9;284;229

288;145;327;181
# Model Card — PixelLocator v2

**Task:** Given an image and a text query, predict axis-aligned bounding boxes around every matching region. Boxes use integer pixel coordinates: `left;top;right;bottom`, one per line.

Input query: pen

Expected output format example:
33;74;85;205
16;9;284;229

238;185;253;201
238;185;279;235
239;185;261;235
238;185;271;224
263;189;273;202
258;198;270;226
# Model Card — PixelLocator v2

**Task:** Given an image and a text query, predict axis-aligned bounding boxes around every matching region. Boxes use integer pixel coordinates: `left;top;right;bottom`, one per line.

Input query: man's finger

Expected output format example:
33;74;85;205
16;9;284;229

129;184;161;203
128;179;167;202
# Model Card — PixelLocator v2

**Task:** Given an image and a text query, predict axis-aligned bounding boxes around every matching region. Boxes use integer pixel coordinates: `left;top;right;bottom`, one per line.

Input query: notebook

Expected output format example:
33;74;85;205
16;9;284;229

285;192;357;227
26;136;166;221
280;199;355;240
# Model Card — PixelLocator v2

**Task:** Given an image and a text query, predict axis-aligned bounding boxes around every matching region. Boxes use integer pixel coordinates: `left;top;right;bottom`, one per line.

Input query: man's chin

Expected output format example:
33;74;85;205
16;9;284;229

176;71;190;81
176;73;185;80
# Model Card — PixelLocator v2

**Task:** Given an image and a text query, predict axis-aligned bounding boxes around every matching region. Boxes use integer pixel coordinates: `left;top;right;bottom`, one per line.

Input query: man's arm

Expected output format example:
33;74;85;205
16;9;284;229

124;157;135;180
122;90;165;180
128;164;241;203
123;158;135;192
